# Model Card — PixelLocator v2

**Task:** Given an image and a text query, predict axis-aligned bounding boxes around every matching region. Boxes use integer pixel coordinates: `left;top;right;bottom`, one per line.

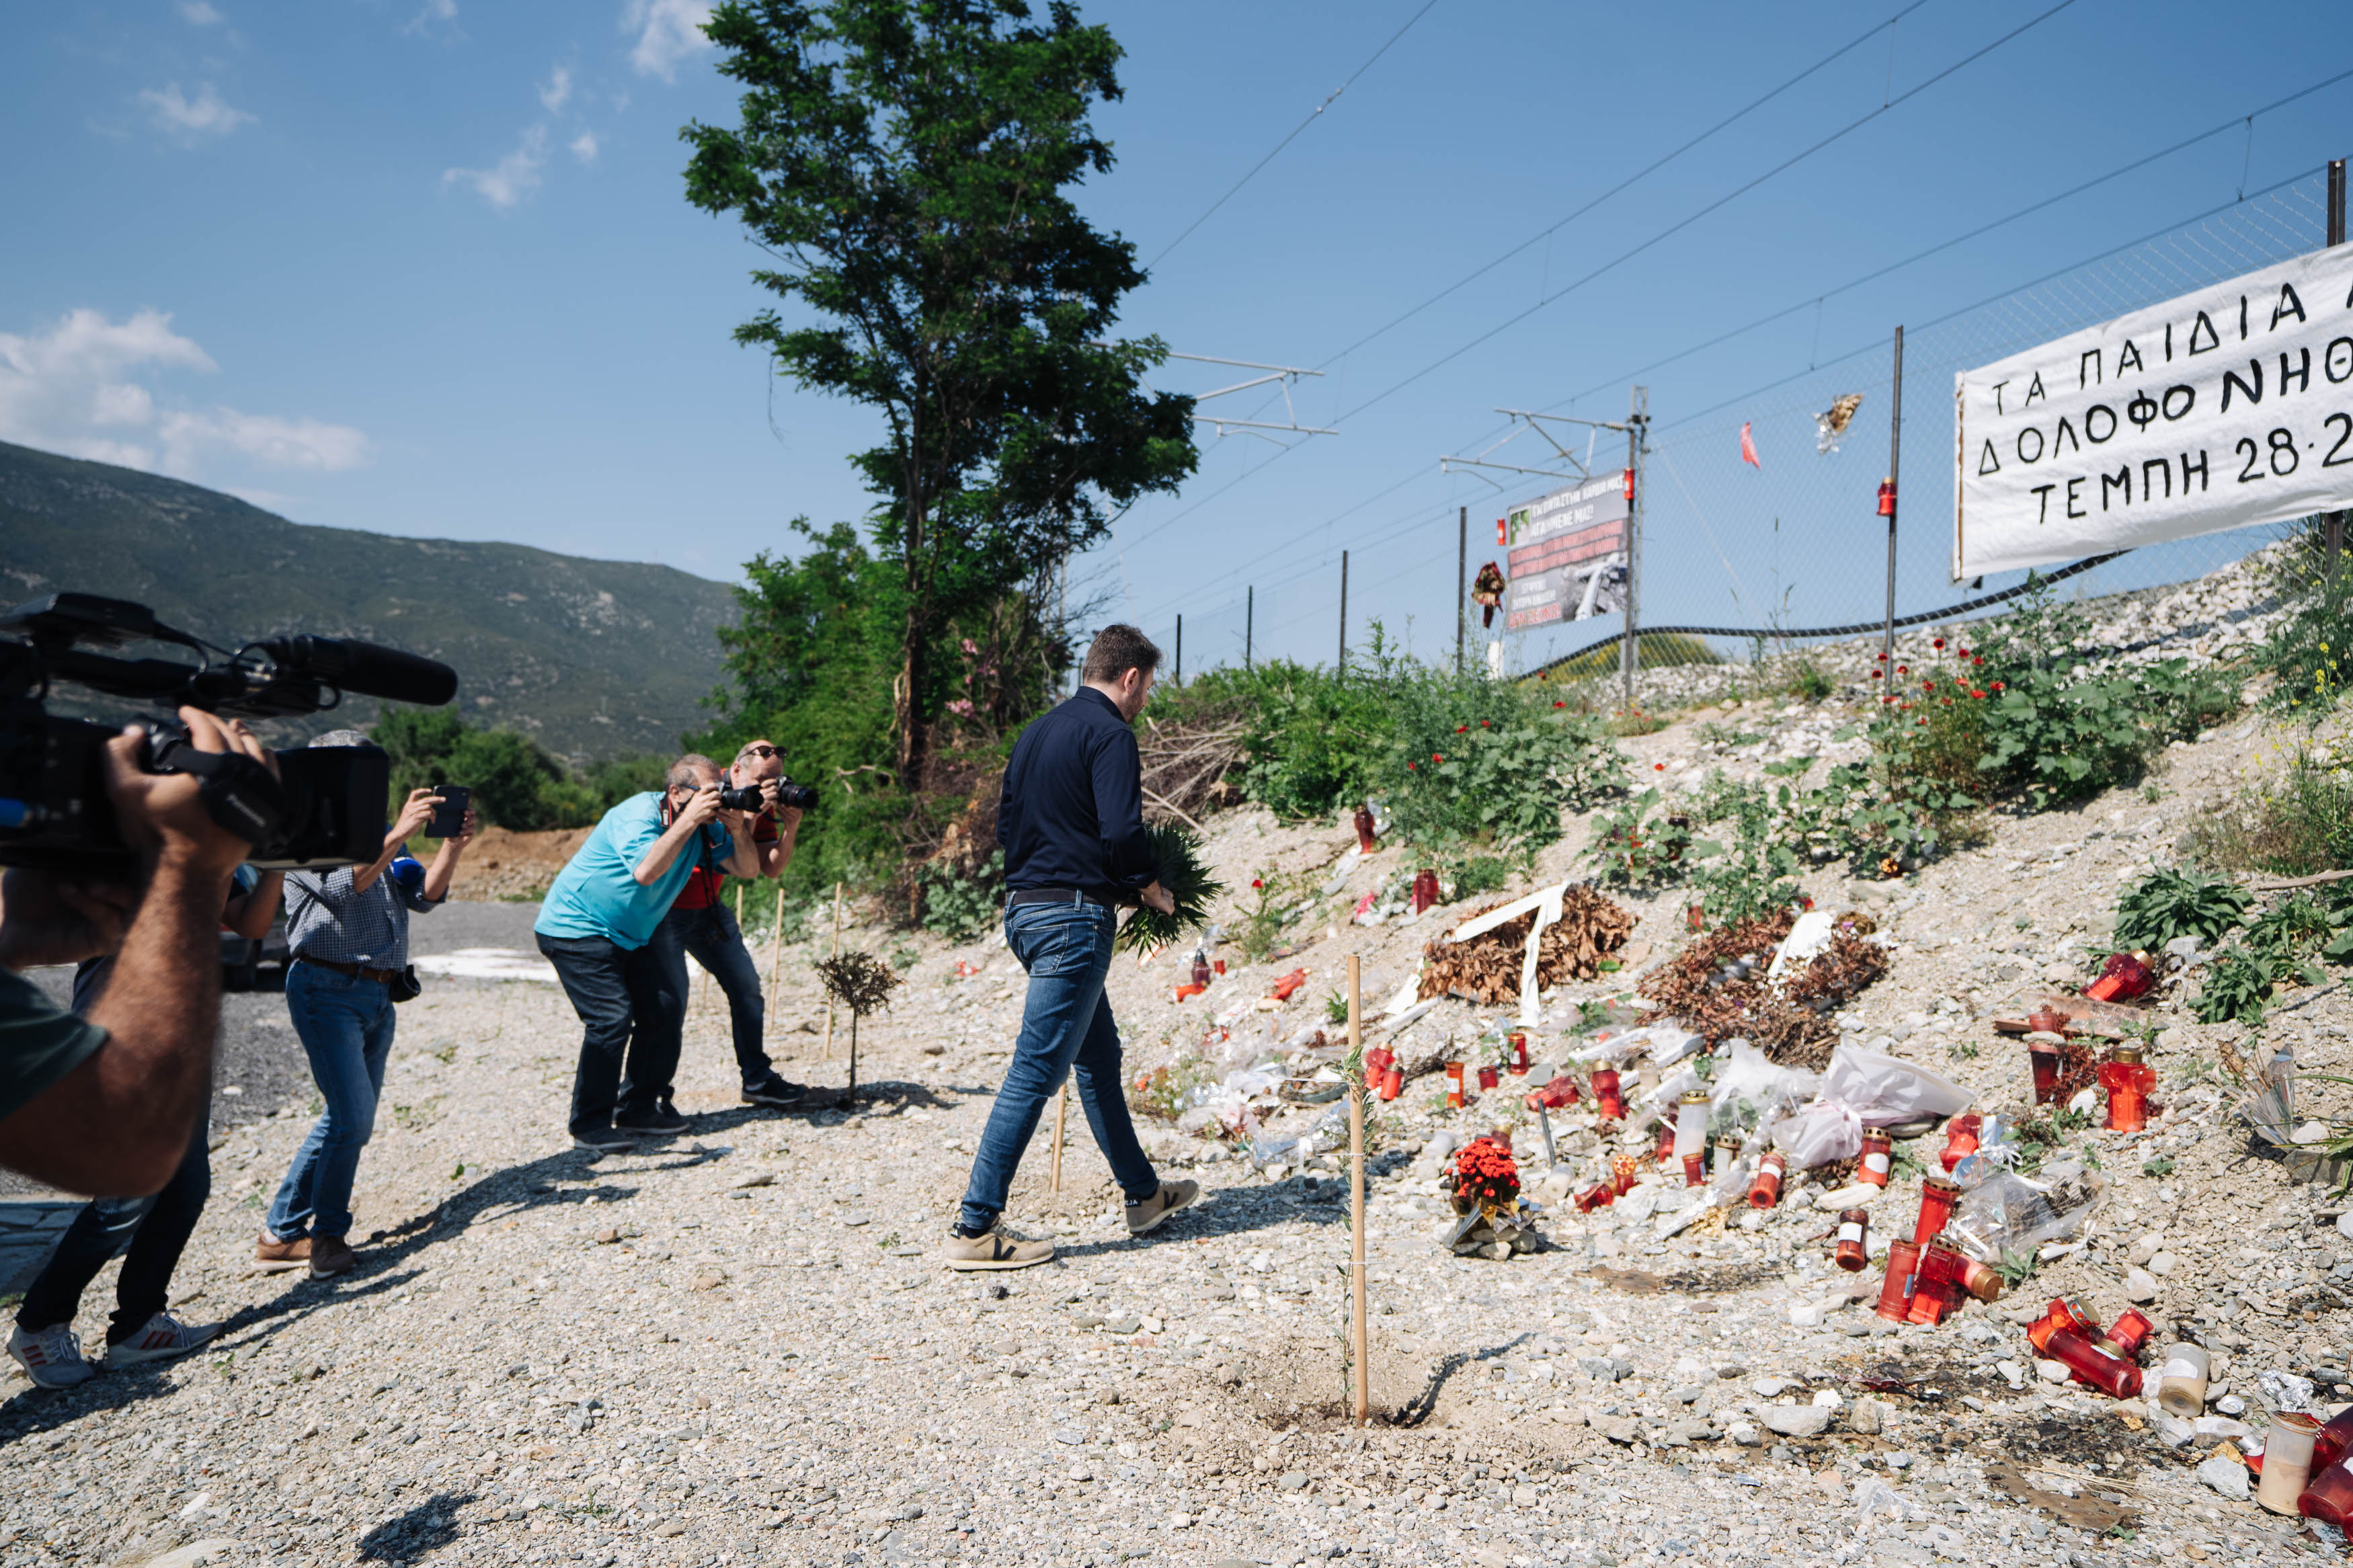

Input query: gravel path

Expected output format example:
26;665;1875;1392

2;686;2346;1568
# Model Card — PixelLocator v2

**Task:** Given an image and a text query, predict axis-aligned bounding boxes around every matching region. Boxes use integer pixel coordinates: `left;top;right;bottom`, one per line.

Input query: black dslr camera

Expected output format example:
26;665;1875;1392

0;593;460;871
716;780;818;813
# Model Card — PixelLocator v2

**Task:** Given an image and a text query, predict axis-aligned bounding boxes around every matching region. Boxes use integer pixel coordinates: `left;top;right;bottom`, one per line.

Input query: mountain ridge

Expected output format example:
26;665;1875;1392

0;439;741;759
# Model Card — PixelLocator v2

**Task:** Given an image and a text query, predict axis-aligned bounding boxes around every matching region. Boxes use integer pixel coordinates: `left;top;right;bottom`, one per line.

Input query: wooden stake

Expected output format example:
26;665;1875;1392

764;884;785;1022
1050;1085;1068;1194
818;881;843;1060
1347;952;1369;1426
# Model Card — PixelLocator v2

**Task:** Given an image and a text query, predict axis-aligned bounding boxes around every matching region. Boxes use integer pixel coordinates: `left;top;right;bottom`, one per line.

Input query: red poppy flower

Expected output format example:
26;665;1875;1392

1932;637;1945;649
1433;753;1444;764
1455;725;1468;733
1972;655;1985;666
1956;647;1970;658
1406;761;1416;770
1922;681;1934;692
1870;669;1883;679
1553;700;1566;708
1896;664;1908;674
1876;651;1888;661
1480;719;1491;727
1654;763;1665;772
1970;689;1986;699
1250;878;1263;889
1992;681;2005;692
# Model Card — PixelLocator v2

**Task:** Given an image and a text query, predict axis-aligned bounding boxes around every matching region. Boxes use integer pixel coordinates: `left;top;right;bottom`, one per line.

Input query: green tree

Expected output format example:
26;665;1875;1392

682;0;1197;796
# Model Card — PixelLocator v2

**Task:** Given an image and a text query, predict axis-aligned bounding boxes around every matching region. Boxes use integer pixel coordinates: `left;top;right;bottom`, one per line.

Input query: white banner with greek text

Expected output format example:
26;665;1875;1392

1504;472;1630;630
1954;245;2353;578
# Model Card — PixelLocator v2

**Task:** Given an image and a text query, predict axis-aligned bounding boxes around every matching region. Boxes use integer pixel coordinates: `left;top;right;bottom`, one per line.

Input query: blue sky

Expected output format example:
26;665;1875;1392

6;0;2352;675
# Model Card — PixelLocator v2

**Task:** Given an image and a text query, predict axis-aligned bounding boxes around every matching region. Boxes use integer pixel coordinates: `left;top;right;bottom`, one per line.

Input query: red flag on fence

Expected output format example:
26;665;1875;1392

1739;422;1761;468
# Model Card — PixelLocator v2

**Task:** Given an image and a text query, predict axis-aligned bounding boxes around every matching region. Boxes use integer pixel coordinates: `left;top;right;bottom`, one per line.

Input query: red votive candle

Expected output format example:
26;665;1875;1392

2301;1454;2353;1528
1834;1208;1870;1272
1876;1239;1921;1321
1858;1128;1892;1188
2026;1298;2101;1356
1477;1064;1501;1094
1445;1062;1466;1108
2028;1039;2064;1105
1747;1151;1786;1210
1940;1112;1981;1173
1526;1073;1580;1112
2096;1308;2153;1361
2044;1329;2144;1398
1914;1173;1961;1245
1591;1069;1624;1122
1611;1156;1638;1196
2099;1044;2154;1133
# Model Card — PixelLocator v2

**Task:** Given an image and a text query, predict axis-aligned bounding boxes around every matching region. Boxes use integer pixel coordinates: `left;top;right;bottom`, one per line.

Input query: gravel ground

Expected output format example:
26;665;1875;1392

3;606;2348;1568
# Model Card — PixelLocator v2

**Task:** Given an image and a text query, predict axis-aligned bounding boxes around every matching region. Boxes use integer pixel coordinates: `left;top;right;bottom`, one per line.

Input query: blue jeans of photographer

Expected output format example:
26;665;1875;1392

646;899;776;1093
266;960;395;1242
957;900;1158;1234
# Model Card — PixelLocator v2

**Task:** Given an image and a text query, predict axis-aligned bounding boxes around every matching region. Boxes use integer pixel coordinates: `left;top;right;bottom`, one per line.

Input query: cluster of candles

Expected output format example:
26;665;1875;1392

1434;1032;1534;1106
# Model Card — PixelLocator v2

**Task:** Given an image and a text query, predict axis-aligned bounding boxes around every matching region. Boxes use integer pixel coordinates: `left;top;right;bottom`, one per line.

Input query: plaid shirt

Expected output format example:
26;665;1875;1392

286;860;442;970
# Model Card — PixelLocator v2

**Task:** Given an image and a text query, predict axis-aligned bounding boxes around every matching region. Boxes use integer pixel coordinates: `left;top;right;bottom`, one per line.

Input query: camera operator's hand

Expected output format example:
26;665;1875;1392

390;788;443;848
0;870;141;971
103;708;276;876
1140;879;1176;916
677;782;725;831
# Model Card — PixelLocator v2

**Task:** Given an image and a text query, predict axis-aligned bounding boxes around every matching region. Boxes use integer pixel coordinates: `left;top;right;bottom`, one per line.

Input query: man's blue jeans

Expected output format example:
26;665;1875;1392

647;900;776;1091
266;960;396;1241
957;901;1159;1234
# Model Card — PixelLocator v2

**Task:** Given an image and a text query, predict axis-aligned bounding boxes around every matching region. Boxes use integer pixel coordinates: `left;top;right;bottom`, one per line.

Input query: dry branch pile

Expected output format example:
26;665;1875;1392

1638;908;1889;1071
1417;885;1638;1006
1137;712;1246;829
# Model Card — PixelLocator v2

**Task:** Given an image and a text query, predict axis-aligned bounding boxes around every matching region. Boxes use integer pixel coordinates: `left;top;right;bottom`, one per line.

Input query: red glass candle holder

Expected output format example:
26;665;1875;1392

2026;1298;2100;1356
2301;1454;2353;1528
1747;1151;1786;1210
2099;1046;2154;1133
1445;1061;1466;1108
2026;1005;2071;1035
1611;1155;1638;1196
1507;1032;1530;1076
1410;868;1440;914
1591;1068;1624;1122
1353;802;1377;854
1913;1173;1960;1245
1940;1112;1982;1173
1191;956;1212;988
1907;1242;1961;1325
1378;1065;1402;1101
1858;1128;1892;1188
2044;1329;2143;1398
1476;1064;1501;1094
2096;1308;2153;1362
1950;1250;2005;1303
1213;958;1226;975
1653;1118;1676;1165
1876;1239;1921;1321
1681;1153;1706;1187
1525;1073;1580;1112
1574;1182;1616;1212
2028;1040;2063;1105
1834;1208;1870;1271
2083;950;2155;1003
2314;1403;2353;1473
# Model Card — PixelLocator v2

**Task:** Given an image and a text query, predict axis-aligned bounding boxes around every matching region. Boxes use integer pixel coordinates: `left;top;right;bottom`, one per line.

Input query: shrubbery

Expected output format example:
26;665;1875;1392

372;707;656;832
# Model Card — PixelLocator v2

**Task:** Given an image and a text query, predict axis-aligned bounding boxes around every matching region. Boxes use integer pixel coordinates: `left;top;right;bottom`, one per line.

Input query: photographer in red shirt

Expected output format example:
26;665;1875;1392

643;738;806;1109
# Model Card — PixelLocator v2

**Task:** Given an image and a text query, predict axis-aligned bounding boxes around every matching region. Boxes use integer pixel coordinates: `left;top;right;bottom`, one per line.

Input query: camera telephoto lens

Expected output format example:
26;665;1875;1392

776;782;819;811
715;785;764;813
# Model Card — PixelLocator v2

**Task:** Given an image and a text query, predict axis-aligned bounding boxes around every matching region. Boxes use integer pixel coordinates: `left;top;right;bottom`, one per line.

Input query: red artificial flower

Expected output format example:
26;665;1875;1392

1970;689;1986;699
1992;680;2005;692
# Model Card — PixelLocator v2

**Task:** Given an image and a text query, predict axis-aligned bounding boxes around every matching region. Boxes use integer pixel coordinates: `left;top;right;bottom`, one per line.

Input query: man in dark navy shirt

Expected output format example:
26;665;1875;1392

945;626;1200;1270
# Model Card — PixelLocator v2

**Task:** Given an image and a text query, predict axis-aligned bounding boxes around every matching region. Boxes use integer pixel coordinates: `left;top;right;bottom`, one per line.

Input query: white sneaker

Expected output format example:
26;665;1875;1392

103;1312;219;1369
7;1323;93;1389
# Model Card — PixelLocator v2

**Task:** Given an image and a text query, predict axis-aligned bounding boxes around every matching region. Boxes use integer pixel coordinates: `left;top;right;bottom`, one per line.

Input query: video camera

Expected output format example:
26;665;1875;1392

717;781;819;813
0;593;460;871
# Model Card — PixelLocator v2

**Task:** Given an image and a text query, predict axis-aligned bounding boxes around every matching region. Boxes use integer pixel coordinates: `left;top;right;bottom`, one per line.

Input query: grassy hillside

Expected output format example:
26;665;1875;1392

0;440;737;759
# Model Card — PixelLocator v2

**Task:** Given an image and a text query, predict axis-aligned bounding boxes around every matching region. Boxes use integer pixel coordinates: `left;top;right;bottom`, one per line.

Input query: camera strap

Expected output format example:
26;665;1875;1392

150;739;288;847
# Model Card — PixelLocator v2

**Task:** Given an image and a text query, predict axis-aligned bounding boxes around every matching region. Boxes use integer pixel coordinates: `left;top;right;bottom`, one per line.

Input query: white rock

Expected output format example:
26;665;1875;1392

1788;1303;1826;1327
138;1544;240;1568
1727;1421;1761;1447
2147;1250;2177;1277
2197;1454;2250;1501
1810;1389;1844;1409
2123;1268;2159;1304
1752;1377;1790;1399
2036;1360;2069;1384
1760;1405;1833;1438
2337;1210;2353;1243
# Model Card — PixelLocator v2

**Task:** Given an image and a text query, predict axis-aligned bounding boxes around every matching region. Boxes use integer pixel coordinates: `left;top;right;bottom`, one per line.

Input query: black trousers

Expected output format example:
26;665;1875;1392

536;932;678;1137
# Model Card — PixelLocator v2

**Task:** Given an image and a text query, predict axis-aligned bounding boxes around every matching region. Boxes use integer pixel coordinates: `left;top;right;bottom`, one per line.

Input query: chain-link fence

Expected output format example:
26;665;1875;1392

1525;170;2334;689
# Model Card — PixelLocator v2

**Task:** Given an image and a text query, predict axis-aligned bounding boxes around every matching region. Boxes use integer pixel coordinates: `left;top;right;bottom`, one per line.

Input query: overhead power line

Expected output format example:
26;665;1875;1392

1146;0;1443;270
1332;0;2084;424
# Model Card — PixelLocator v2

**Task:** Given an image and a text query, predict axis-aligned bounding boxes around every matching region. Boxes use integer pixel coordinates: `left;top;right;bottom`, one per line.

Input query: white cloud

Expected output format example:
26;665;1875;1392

622;0;713;81
177;1;224;24
539;64;573;112
569;130;599;164
406;0;458;34
138;82;255;142
0;308;367;478
441;124;548;211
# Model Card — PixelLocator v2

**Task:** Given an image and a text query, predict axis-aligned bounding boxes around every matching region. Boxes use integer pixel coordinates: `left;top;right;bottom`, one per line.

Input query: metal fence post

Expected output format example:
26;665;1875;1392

1620;387;1647;710
1882;325;1905;672
1456;505;1467;675
1245;586;1254;670
1338;550;1349;676
1174;614;1183;686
